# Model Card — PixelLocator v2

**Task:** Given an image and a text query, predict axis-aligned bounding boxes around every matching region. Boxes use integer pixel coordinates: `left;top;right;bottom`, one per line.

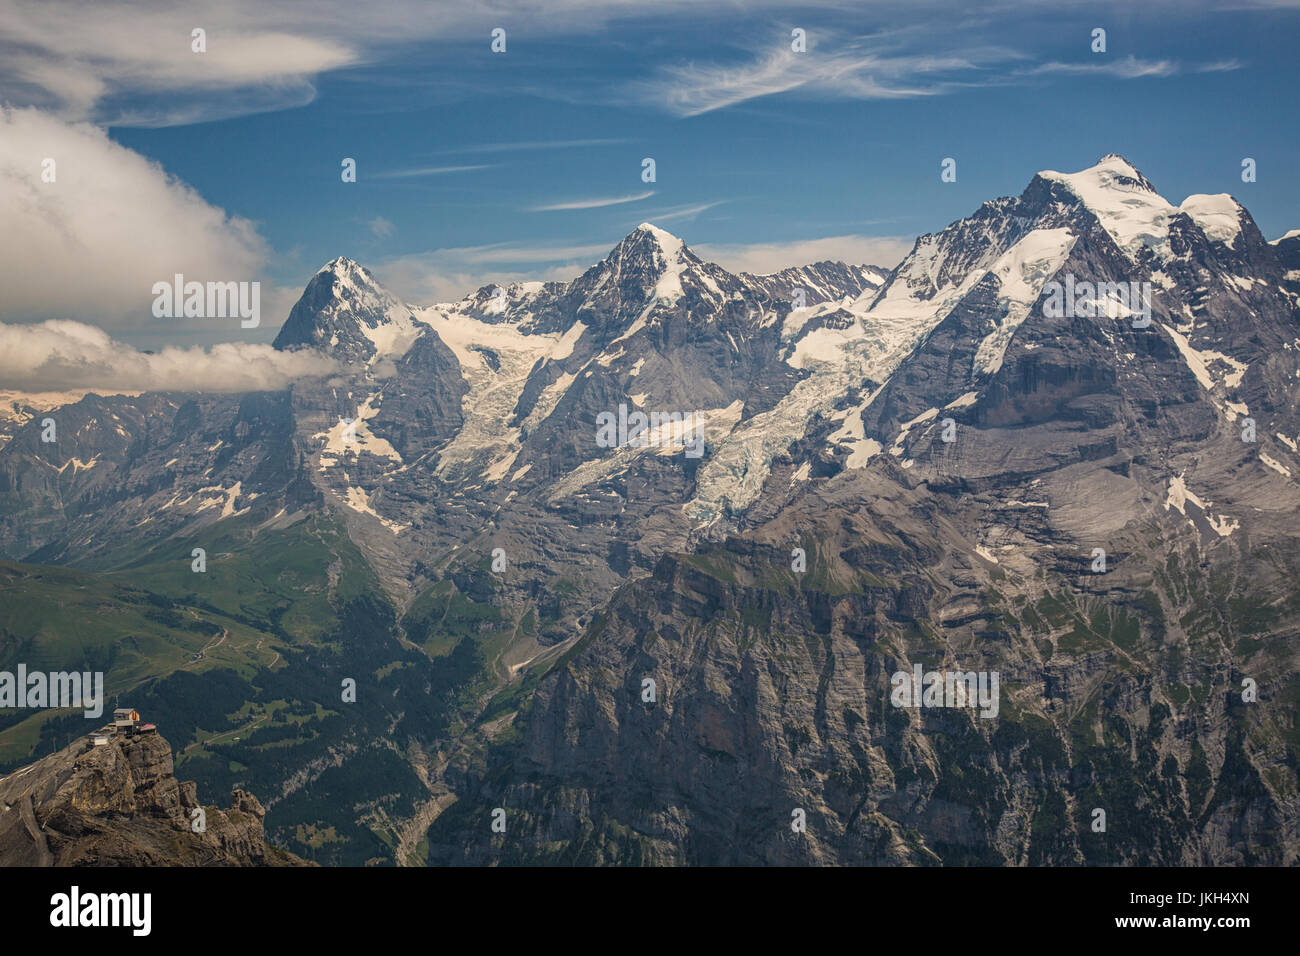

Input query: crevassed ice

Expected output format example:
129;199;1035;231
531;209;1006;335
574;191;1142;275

414;306;564;482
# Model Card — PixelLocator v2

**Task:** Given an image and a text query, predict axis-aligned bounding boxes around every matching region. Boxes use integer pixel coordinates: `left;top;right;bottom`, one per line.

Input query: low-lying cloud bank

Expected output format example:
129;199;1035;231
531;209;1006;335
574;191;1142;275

0;320;338;393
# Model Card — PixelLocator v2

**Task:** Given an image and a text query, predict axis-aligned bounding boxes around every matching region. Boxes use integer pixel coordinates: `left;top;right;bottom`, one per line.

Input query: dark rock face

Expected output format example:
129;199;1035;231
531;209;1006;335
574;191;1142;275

0;731;307;866
0;391;309;564
429;479;1300;866
742;261;887;306
1274;232;1300;300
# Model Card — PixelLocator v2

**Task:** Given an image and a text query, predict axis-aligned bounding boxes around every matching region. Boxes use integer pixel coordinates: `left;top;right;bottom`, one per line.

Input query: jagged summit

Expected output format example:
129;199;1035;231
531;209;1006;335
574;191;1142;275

274;255;423;361
1031;154;1244;262
1179;193;1246;247
444;224;696;328
1097;152;1154;181
1028;157;1245;251
603;222;694;286
314;255;386;291
439;220;876;339
319;254;363;273
517;221;725;334
632;221;682;246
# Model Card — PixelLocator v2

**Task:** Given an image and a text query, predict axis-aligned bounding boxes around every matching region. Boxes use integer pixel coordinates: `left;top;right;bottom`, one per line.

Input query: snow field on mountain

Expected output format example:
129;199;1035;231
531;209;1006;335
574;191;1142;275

314;391;403;468
1165;473;1238;537
1039;156;1177;261
548;399;745;503
1180;194;1244;248
972;228;1076;376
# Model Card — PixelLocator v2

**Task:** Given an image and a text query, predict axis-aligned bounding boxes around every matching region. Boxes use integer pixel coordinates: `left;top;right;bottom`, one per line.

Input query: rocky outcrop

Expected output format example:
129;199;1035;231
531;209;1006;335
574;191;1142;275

0;730;307;866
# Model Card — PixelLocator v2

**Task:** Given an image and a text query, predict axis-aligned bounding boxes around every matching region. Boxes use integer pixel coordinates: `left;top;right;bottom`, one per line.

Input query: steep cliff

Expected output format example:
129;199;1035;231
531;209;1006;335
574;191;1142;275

0;729;307;866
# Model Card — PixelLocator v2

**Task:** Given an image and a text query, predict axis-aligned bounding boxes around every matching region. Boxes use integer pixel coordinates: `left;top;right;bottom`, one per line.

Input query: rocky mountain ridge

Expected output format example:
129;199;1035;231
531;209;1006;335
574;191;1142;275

0;728;306;866
1;155;1298;865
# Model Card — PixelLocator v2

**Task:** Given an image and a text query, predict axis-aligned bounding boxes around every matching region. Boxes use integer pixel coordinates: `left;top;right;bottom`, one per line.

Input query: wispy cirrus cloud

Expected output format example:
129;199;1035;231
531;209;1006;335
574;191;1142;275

370;164;496;179
631;28;1247;117
640;200;729;223
0;1;1273;127
4;1;922;127
438;137;632;154
1021;55;1166;79
634;41;1026;116
1018;54;1244;80
1196;59;1244;72
530;190;655;211
1024;56;1176;78
446;242;614;264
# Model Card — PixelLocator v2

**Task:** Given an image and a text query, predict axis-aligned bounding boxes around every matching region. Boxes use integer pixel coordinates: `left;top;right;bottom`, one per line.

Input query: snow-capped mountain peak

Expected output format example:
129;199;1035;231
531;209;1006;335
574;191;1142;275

1036;154;1174;262
1180;193;1245;248
274;257;424;361
602;223;695;300
1033;155;1257;266
319;254;365;274
635;221;681;245
314;256;393;298
1039;153;1159;196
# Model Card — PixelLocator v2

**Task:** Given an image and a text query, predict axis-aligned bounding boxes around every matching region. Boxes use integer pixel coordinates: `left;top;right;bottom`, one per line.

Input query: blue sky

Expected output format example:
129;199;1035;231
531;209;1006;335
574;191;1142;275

2;0;1299;348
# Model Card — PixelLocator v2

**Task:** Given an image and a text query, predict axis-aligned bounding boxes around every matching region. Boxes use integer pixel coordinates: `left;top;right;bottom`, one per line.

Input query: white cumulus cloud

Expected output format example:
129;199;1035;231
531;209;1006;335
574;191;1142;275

0;107;271;328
